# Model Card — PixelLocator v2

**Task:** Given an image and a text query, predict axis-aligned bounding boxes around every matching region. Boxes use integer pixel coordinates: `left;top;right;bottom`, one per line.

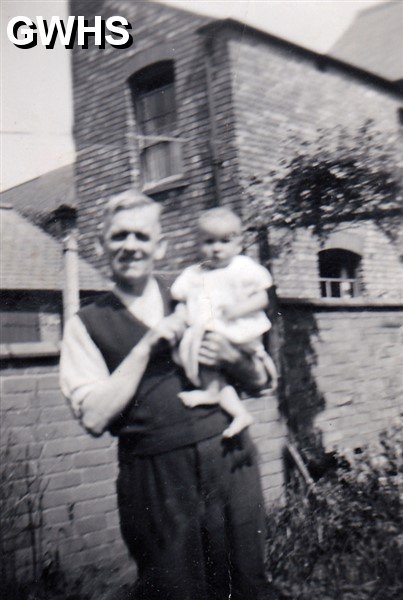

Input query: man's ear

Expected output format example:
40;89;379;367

94;236;104;258
155;238;168;261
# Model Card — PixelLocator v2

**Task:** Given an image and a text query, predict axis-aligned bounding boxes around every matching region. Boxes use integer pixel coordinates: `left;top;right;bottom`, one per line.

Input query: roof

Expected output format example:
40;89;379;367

329;2;403;83
158;1;402;88
0;164;76;226
0;206;108;291
198;16;402;94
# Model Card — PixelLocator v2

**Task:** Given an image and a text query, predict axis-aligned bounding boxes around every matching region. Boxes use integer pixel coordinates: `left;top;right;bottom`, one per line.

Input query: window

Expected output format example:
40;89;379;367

129;61;184;192
0;311;40;343
319;249;361;298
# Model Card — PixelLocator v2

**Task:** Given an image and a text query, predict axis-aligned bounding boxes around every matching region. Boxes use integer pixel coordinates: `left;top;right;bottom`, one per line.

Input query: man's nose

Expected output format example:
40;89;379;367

123;233;139;250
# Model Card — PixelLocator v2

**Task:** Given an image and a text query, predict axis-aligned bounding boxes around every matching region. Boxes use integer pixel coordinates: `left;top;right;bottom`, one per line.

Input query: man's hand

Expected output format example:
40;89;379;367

147;313;187;347
198;331;242;367
199;331;269;392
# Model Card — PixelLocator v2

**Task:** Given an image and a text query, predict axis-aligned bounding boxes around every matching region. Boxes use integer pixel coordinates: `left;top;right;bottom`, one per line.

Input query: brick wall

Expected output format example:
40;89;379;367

269;222;403;300
1;356;285;586
245;391;286;504
71;0;218;274
280;303;403;454
225;25;401;183
220;27;403;299
0;359;135;586
3;305;400;583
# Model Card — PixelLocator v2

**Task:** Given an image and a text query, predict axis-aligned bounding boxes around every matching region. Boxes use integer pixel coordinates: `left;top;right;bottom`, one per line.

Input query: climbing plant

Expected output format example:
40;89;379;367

244;119;402;242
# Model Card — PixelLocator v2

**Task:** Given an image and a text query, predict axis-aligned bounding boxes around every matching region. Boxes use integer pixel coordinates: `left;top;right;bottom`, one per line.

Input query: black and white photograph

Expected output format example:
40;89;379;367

1;1;402;598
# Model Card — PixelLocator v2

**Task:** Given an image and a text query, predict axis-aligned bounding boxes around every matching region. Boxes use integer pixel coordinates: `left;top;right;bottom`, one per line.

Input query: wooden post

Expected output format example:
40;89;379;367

63;232;80;324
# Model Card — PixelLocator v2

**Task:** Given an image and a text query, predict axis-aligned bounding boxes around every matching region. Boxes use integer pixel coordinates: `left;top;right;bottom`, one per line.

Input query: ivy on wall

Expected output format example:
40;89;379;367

244;120;402;243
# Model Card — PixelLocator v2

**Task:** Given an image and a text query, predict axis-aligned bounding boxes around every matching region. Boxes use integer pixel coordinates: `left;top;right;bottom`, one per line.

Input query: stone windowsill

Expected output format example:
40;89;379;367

278;296;403;309
0;342;60;360
142;174;188;195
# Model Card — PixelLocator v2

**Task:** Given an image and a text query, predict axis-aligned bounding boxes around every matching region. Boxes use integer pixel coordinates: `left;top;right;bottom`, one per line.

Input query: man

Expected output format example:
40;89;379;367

60;190;270;600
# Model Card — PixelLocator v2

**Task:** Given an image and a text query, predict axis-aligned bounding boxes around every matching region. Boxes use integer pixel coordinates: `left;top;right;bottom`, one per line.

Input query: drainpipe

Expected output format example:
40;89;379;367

204;38;221;206
63;232;80;324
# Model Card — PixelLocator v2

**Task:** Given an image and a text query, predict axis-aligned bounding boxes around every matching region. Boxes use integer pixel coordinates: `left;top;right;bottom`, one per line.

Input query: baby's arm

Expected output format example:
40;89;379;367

222;289;268;321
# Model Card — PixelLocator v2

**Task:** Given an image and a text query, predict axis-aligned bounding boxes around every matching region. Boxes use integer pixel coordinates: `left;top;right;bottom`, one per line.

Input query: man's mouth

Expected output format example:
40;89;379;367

118;258;147;271
119;253;145;263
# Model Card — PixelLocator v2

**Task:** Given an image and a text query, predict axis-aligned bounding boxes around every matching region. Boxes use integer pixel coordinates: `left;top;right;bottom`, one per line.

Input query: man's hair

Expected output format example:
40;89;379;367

198;207;242;235
102;189;162;233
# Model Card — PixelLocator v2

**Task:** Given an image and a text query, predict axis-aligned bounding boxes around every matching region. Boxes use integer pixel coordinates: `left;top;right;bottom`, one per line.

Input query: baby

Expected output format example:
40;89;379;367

171;207;278;438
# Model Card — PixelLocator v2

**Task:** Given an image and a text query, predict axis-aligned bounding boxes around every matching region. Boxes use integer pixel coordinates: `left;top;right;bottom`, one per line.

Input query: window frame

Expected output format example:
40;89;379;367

318;248;362;299
128;58;187;194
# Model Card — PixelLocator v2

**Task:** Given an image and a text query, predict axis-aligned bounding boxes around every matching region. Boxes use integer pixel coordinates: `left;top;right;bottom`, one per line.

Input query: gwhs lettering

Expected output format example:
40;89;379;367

7;15;133;49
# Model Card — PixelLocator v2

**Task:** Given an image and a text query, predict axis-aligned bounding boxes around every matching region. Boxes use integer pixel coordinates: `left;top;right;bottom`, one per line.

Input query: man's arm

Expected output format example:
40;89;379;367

198;332;269;393
60;314;181;436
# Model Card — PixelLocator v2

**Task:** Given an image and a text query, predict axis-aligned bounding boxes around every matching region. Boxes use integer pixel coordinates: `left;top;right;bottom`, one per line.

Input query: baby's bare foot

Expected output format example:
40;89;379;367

222;413;254;438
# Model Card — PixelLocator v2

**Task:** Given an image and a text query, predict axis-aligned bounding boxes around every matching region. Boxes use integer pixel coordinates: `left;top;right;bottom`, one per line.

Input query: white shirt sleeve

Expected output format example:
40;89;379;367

59;315;110;417
234;255;273;292
170;266;197;301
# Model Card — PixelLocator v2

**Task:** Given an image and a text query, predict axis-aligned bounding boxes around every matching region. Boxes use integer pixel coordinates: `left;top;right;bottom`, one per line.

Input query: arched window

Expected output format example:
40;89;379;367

128;60;183;192
319;248;361;298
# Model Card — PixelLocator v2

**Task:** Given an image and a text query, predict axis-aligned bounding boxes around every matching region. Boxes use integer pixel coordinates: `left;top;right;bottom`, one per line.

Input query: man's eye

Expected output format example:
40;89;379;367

137;233;150;242
110;232;127;241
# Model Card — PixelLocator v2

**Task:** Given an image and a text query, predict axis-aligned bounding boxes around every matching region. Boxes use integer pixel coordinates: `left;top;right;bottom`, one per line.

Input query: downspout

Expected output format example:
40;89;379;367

63;232;80;323
204;37;221;206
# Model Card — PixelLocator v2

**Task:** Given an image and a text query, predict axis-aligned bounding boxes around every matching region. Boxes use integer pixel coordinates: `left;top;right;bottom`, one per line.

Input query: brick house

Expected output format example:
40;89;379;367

1;0;402;587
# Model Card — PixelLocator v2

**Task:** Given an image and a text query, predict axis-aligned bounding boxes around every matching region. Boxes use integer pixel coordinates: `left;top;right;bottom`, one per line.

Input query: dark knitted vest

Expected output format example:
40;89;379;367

77;280;228;455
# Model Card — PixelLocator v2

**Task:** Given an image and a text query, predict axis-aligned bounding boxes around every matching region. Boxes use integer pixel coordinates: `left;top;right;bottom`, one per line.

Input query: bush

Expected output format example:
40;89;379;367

266;419;403;599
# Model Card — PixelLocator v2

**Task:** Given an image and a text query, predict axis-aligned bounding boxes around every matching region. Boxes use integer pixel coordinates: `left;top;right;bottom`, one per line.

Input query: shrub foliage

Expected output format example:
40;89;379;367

266;419;403;599
245;120;401;241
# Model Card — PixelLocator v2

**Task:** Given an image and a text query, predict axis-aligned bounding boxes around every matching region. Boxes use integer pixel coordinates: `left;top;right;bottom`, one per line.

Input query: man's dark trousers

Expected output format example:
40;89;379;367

117;431;267;600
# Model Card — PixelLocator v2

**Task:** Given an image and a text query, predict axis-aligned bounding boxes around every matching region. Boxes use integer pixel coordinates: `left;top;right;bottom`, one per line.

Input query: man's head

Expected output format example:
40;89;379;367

101;190;165;291
198;207;242;269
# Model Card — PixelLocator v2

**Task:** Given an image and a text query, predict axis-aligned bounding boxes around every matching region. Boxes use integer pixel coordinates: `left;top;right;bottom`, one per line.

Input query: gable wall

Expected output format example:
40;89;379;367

220;29;403;299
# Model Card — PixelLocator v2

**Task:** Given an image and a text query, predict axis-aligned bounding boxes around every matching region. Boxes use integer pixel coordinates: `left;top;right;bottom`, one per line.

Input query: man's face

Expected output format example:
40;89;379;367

103;206;164;288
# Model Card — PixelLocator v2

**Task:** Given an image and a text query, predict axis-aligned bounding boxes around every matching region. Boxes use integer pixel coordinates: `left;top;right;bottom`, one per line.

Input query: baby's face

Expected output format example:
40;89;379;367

198;221;242;269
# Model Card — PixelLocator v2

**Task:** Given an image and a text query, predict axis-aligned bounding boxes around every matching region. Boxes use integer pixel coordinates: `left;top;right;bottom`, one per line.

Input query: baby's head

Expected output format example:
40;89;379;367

197;207;242;269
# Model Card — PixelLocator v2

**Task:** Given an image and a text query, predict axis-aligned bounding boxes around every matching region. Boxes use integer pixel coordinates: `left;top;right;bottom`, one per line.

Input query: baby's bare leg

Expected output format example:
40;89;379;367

179;366;221;407
180;367;253;437
220;386;254;438
263;353;278;391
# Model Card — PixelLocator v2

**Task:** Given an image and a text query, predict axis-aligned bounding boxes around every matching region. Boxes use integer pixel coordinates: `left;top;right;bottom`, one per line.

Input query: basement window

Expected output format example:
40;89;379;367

129;61;184;194
319;249;361;298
